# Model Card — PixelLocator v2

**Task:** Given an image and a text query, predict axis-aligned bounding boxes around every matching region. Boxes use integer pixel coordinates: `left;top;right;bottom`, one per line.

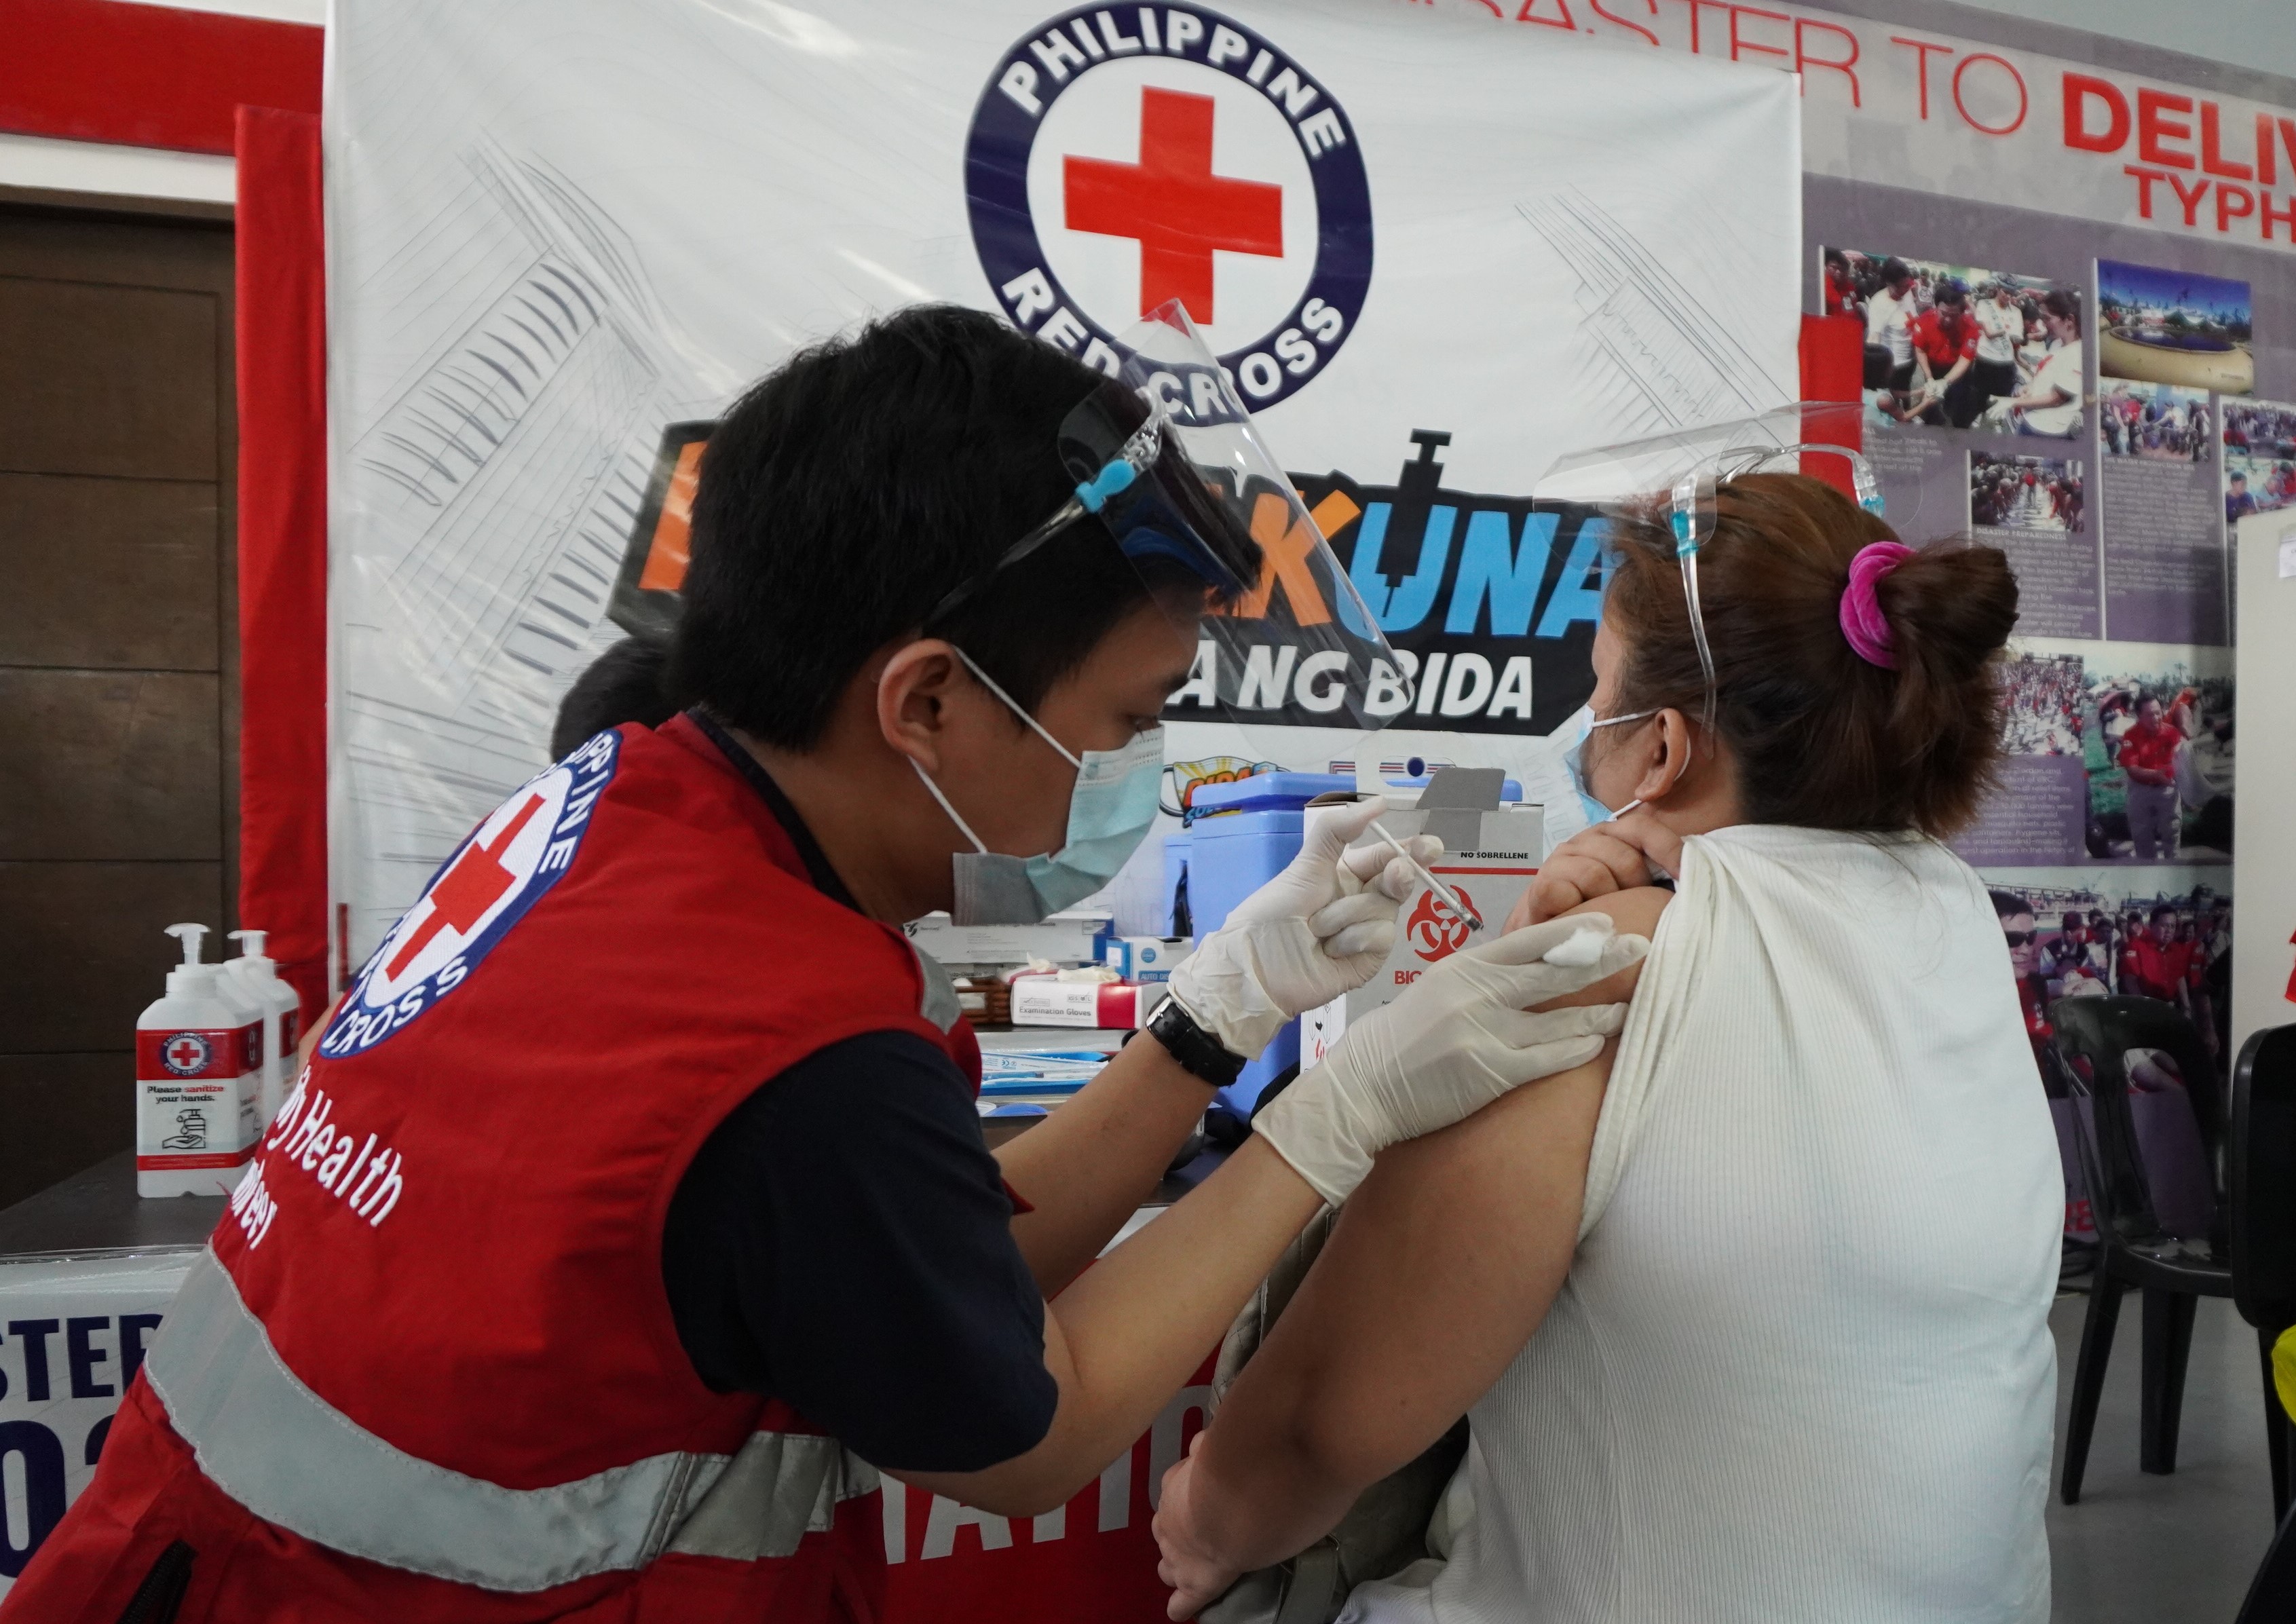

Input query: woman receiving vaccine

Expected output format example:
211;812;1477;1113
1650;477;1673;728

1154;470;2063;1623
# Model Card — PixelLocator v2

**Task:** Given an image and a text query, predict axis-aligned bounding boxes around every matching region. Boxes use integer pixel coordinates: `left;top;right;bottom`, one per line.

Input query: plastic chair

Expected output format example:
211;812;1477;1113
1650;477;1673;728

2050;997;2229;1505
2232;1025;2296;1519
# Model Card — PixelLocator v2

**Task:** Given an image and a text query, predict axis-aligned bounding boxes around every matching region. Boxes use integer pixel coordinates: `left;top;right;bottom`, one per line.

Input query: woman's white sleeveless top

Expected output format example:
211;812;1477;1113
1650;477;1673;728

1344;825;2063;1624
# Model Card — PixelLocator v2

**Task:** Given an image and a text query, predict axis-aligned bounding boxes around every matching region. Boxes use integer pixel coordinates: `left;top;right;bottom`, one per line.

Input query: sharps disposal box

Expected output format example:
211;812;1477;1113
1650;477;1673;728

1300;770;1551;1071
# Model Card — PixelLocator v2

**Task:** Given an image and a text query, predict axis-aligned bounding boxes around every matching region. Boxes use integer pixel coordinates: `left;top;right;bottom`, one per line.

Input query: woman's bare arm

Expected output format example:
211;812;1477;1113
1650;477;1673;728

1153;886;1672;1613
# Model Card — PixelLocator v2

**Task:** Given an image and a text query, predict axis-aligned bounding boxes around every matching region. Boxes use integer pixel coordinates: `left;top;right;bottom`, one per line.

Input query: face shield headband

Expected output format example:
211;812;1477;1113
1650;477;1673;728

922;381;1260;633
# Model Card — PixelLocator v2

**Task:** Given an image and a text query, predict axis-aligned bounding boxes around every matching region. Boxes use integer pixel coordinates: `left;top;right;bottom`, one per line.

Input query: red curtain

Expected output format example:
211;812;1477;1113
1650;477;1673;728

0;0;318;153
1799;311;1865;411
1796;312;1865;499
236;105;331;1026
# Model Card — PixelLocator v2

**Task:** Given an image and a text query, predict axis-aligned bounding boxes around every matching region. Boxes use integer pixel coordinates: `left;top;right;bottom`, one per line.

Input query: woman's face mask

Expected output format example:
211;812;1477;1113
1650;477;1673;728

1560;702;1657;828
909;649;1165;925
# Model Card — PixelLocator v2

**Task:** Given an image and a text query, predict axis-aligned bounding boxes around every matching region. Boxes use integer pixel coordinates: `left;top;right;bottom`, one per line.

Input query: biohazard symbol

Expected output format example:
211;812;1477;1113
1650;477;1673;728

1408;885;1478;962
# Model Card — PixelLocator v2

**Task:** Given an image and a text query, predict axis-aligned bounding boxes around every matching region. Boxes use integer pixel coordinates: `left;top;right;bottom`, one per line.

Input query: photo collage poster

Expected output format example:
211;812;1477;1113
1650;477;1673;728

1811;183;2281;1072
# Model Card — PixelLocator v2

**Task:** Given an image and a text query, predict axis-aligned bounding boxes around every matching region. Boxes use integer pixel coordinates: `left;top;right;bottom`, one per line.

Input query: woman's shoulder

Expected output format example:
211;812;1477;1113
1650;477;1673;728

1537;886;1672;1011
1560;885;1672;940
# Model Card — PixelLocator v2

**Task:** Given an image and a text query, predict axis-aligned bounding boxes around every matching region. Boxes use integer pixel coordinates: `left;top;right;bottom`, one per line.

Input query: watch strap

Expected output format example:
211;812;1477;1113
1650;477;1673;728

1147;994;1247;1090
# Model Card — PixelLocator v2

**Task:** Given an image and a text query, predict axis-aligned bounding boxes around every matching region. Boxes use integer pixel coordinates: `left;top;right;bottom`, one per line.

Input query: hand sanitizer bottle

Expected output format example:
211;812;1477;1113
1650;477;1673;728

135;924;262;1198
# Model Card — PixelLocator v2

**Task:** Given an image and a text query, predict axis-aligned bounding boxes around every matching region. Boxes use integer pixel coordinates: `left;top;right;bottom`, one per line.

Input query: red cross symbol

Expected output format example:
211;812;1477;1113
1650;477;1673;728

1064;87;1283;323
385;792;547;978
167;1037;206;1072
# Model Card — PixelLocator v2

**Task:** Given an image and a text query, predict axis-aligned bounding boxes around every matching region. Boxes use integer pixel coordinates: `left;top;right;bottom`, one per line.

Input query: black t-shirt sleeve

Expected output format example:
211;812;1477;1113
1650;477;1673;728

661;1030;1057;1473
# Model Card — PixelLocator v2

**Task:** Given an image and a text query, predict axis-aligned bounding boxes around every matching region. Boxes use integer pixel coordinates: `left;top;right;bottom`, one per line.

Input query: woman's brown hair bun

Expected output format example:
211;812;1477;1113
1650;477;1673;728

1602;470;2019;838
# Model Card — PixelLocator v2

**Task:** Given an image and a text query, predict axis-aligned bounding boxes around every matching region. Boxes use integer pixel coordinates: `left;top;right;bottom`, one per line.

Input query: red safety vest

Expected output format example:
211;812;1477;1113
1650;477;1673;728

4;715;979;1623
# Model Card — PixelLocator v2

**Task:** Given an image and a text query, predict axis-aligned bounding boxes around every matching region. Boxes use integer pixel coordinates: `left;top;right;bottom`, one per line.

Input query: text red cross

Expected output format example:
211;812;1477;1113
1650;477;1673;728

1064;87;1282;323
168;1038;206;1071
385;793;547;978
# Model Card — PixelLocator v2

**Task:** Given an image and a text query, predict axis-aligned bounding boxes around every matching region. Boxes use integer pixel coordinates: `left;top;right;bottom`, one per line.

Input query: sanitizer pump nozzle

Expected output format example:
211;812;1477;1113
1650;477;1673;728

164;922;213;991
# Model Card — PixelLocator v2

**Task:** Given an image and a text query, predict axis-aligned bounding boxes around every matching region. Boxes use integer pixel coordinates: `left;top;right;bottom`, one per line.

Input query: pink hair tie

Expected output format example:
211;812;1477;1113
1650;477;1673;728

1839;542;1915;669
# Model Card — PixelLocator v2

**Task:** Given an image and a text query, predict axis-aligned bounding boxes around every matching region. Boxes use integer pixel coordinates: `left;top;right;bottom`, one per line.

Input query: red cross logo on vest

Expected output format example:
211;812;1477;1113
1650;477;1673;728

323;732;622;1060
1064;88;1281;322
386;792;547;978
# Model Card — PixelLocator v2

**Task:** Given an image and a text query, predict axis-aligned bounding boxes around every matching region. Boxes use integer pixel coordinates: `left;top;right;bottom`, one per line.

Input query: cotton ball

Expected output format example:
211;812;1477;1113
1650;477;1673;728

1541;924;1608;968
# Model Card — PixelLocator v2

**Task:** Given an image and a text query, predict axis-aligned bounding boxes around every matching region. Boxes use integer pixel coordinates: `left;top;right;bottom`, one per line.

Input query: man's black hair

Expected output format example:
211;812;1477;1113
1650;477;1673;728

1989;888;2033;919
550;637;677;758
1880;257;1913;286
669;305;1186;751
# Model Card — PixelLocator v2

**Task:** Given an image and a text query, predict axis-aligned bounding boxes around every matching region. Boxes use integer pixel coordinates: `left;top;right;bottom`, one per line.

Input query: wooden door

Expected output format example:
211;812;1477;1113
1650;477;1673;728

0;197;238;1209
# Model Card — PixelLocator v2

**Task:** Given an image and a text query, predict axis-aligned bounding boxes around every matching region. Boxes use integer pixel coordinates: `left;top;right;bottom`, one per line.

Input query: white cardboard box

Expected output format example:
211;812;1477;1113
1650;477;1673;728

1101;936;1193;982
903;911;1108;969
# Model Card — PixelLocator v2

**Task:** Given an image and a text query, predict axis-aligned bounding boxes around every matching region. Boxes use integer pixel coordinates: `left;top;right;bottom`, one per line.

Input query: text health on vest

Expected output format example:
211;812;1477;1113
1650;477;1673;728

233;1076;407;1248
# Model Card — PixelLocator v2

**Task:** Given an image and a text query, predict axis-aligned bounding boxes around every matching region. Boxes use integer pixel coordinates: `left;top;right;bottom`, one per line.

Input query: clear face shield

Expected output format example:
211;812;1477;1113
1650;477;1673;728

932;301;1410;741
1523;402;1917;842
922;301;1415;920
1530;400;1911;735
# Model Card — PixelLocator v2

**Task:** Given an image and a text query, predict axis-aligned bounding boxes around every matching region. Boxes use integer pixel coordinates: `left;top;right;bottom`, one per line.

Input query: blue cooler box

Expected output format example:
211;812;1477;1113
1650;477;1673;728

1183;774;1356;1118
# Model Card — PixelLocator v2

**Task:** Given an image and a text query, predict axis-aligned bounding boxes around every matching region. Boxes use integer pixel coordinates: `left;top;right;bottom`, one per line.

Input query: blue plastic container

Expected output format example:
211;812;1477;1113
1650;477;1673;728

1185;774;1355;1116
1161;831;1192;937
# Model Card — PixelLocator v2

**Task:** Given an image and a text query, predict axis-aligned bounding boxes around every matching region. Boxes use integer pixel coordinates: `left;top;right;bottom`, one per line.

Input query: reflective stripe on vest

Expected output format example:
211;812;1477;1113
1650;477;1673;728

145;1249;880;1592
907;942;962;1034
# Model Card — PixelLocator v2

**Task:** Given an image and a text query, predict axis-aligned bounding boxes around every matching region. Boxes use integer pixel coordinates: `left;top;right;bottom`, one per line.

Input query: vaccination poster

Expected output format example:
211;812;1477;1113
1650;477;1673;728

320;0;1805;961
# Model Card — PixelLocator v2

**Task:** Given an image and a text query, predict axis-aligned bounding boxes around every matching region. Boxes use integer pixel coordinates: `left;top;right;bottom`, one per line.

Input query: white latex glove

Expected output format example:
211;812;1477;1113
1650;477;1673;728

1165;796;1440;1061
1254;915;1649;1205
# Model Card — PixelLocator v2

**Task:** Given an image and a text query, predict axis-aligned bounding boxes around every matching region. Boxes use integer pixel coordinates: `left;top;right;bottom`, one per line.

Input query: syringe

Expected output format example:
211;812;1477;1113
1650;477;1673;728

1368;818;1484;931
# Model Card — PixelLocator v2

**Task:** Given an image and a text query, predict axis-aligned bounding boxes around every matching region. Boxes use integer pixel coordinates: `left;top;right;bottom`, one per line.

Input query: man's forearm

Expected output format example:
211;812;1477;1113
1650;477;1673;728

899;1137;1324;1518
995;1030;1215;1293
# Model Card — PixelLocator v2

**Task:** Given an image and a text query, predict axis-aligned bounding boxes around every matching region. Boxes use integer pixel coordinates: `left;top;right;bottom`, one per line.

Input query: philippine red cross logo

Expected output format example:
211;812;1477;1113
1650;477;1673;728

319;730;621;1060
161;1032;214;1076
1407;885;1478;962
967;5;1371;408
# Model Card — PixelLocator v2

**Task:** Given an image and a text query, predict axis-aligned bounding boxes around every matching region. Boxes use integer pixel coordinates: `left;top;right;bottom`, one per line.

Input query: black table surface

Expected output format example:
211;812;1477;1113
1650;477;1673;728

0;1139;1226;1264
0;1153;223;1261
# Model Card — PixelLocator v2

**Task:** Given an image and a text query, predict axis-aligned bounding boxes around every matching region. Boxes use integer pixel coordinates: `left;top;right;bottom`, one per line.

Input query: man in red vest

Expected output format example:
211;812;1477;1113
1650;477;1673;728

7;306;1641;1623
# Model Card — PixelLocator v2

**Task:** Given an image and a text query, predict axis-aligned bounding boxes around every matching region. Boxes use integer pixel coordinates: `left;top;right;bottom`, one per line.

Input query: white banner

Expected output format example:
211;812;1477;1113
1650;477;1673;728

324;0;1801;960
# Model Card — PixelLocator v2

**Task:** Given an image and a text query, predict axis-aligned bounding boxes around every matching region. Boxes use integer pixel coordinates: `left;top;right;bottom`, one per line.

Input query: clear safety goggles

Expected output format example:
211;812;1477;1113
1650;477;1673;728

1533;402;1899;737
928;301;1410;754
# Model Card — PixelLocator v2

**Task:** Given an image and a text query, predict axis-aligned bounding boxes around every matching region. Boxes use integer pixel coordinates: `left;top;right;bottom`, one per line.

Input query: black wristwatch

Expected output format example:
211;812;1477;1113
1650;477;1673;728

1146;994;1247;1090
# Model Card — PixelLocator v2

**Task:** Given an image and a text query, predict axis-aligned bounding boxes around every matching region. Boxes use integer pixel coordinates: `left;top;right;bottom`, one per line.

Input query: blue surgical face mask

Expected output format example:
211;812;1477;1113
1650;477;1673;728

1560;702;1657;829
910;650;1165;926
